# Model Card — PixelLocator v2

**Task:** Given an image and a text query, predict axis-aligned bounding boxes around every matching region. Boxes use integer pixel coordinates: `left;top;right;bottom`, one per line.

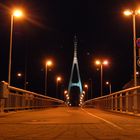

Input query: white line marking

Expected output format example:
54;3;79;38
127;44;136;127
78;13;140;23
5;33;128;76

82;108;123;130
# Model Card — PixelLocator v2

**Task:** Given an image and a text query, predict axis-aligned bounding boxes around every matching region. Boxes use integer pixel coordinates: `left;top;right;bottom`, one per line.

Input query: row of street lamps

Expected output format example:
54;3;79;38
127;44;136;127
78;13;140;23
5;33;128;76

45;60;62;97
6;8;62;97
7;8;140;99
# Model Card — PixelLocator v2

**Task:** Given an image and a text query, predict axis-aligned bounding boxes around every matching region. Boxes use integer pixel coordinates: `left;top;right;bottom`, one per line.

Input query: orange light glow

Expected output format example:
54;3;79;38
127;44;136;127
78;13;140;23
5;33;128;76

13;9;23;17
137;9;140;15
46;60;52;67
124;10;132;16
84;84;88;88
103;60;109;65
57;76;62;82
95;60;101;65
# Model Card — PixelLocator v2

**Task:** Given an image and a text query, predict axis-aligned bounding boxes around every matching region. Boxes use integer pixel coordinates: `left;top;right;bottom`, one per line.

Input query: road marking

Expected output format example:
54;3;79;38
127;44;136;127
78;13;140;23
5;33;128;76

82;108;123;130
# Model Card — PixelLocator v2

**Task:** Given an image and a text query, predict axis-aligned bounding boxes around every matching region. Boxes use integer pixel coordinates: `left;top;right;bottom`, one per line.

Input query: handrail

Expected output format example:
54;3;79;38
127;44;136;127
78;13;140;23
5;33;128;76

82;86;140;114
0;81;65;112
8;85;64;104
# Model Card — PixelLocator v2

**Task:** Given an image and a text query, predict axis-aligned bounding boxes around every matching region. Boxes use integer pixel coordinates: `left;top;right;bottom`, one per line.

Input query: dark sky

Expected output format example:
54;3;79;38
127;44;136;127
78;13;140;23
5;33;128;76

0;0;140;98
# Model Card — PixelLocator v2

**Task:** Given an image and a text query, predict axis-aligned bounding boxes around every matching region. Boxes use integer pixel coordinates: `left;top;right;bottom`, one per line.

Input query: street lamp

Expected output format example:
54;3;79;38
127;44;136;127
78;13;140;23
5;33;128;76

95;59;109;96
105;81;112;94
124;9;140;86
56;76;62;98
8;9;23;85
45;60;52;96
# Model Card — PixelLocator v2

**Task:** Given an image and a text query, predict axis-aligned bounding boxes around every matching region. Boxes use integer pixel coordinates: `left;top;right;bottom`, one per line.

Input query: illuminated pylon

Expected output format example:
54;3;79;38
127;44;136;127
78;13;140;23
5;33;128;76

67;36;83;102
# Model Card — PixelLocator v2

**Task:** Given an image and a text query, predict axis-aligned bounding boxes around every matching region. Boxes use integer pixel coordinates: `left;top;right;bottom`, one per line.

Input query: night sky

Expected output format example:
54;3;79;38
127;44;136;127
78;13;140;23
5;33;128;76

0;0;140;99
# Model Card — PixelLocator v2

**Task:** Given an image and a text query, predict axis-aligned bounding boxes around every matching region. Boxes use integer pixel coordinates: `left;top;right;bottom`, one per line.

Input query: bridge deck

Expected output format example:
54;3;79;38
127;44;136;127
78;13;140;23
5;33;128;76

0;107;140;140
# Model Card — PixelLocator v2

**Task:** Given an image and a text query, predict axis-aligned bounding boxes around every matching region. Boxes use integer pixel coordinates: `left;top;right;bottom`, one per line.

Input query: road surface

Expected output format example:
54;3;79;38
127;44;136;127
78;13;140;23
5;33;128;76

0;107;140;140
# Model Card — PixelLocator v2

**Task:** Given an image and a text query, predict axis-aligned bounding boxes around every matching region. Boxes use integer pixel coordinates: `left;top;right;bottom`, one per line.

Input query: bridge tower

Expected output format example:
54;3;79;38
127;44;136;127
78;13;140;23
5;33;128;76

67;36;82;105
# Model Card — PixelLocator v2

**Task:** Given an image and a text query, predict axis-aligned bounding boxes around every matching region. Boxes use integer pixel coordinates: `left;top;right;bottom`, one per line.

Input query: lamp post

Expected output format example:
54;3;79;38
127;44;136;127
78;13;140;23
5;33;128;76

124;9;140;86
95;60;109;96
45;60;52;96
8;9;23;85
105;81;112;94
56;76;62;98
89;78;93;99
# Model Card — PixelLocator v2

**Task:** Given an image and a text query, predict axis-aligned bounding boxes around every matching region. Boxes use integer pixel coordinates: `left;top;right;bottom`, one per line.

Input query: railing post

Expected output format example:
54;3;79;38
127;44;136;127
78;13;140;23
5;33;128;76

111;95;113;111
133;90;138;114
115;94;117;111
126;92;128;112
0;99;4;112
120;93;122;112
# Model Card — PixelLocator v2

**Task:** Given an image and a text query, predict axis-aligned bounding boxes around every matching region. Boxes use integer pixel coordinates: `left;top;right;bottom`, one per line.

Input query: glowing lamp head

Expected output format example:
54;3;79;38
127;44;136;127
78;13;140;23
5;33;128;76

124;10;132;16
136;71;139;75
64;90;68;94
95;60;101;65
82;91;85;94
57;76;61;82
137;9;140;15
103;60;108;65
17;73;22;77
106;81;109;85
84;84;88;88
46;60;52;66
13;9;23;17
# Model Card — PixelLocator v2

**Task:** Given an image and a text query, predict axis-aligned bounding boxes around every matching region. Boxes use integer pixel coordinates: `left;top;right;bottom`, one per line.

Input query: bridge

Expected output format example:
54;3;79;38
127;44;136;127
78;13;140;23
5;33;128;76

0;81;140;139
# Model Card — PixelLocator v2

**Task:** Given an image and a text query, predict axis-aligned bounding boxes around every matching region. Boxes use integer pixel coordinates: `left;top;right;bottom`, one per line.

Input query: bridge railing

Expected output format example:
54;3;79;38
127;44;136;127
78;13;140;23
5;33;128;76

82;86;140;114
0;81;65;112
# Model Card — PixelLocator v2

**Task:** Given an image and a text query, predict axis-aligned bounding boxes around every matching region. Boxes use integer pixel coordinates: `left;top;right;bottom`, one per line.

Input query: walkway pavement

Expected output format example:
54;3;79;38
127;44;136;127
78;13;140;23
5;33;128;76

0;107;140;140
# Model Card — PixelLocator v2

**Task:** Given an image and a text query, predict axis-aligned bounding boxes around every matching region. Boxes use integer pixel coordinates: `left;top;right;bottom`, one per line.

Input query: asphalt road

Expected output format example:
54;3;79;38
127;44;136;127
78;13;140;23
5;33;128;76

0;107;140;140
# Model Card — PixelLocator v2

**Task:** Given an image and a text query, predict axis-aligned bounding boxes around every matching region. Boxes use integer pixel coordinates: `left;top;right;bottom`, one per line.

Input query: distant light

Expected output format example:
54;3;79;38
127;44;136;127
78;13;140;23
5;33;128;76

57;76;62;82
136;71;139;75
106;81;109;85
82;91;85;94
64;90;68;94
84;84;88;88
13;9;23;17
17;73;22;77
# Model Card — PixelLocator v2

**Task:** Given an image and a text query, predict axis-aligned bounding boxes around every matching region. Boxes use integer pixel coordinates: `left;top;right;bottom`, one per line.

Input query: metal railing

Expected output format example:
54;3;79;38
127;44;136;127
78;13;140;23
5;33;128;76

82;86;140;114
0;81;65;112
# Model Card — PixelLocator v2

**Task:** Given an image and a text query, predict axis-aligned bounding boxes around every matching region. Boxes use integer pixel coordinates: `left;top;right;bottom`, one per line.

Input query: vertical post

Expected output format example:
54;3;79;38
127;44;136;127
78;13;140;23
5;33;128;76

56;80;58;98
115;94;117;111
90;79;93;99
133;91;138;113
8;15;14;86
132;14;137;87
126;92;129;112
109;84;112;94
45;65;47;96
111;95;113;111
132;14;138;114
120;93;122;112
24;46;27;90
0;99;4;112
101;64;103;96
